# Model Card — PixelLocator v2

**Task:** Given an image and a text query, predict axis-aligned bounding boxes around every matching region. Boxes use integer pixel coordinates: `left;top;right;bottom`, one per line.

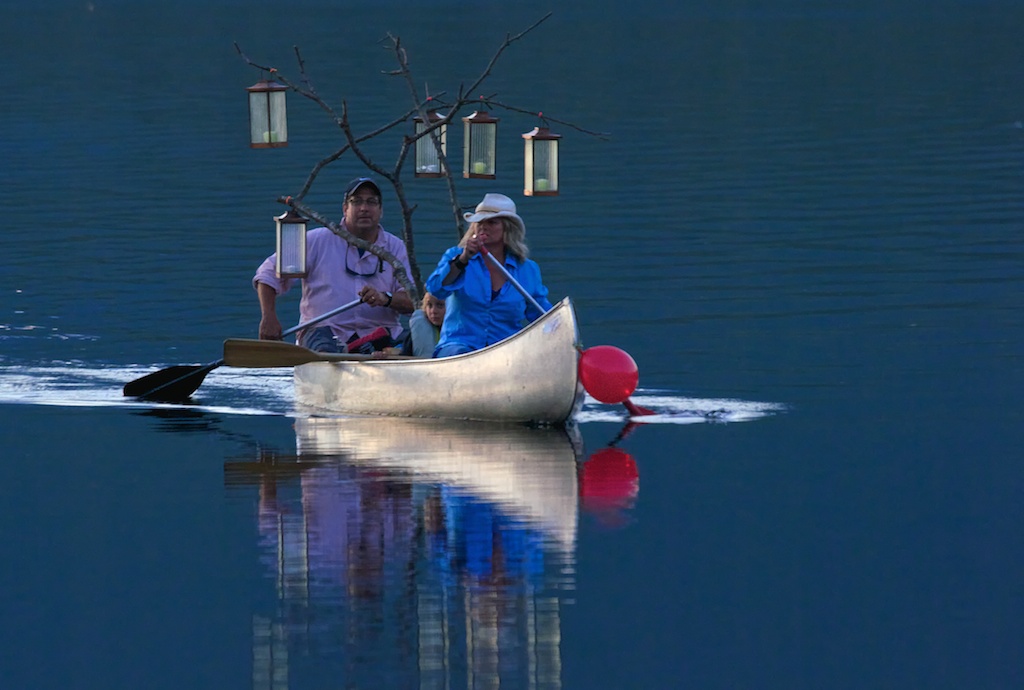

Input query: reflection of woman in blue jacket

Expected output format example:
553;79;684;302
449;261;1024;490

425;193;552;358
419;486;563;687
435;486;545;586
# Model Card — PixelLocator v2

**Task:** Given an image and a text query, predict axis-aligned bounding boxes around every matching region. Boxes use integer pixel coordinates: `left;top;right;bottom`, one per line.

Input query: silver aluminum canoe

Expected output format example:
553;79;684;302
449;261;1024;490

294;297;584;424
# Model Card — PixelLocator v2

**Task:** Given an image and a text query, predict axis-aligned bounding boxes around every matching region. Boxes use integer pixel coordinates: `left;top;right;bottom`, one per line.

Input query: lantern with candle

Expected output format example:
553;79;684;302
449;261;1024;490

275;207;307;278
522;124;560;196
462;110;499;179
414;109;447;178
247;78;288;149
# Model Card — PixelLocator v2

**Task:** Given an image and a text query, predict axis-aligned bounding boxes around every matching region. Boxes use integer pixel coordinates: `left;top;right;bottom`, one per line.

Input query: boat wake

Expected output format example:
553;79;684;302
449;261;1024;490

0;363;786;424
0;363;288;416
576;391;786;425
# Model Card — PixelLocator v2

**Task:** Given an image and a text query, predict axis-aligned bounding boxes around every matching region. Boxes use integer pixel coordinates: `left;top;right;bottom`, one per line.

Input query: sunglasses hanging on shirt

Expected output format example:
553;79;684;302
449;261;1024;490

345;251;384;277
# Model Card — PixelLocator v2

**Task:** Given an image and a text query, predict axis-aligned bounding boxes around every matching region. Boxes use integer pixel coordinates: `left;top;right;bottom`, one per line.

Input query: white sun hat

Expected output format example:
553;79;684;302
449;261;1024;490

463;193;526;234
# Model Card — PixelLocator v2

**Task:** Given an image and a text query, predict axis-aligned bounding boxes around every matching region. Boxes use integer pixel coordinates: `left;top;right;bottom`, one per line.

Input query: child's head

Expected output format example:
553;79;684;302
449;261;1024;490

422;293;446;326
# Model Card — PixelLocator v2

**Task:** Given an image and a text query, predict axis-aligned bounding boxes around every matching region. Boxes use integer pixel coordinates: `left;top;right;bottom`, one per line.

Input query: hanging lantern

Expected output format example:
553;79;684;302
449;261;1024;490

247;78;288;148
275;208;307;278
462;110;499;179
414;110;447;178
523;126;561;196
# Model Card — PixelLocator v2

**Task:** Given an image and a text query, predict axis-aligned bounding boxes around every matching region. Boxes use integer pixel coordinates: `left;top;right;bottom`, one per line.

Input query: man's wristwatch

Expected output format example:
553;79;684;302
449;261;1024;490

383;291;393;307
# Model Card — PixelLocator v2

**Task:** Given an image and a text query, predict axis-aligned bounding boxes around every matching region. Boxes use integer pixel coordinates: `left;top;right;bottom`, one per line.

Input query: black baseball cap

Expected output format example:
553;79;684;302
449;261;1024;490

344;177;382;201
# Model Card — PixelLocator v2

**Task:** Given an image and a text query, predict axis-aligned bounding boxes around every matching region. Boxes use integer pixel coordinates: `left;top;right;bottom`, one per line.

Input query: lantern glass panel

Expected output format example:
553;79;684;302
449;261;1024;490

463;120;497;178
415;118;446;177
276;218;306;278
248;81;288;148
248;91;269;145
267;91;287;144
524;137;559;196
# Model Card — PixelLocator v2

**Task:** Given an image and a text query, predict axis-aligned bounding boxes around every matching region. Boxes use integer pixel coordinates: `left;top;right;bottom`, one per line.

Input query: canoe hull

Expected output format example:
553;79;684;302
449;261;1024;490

294;297;584;424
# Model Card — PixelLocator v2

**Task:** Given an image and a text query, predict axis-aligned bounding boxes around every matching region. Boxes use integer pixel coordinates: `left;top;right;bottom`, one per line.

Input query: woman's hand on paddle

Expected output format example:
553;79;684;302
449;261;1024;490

259;313;283;340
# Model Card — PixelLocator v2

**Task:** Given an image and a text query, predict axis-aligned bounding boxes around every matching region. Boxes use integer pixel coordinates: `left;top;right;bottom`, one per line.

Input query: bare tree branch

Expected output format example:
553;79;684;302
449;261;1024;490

461;13;553;99
480;99;610;140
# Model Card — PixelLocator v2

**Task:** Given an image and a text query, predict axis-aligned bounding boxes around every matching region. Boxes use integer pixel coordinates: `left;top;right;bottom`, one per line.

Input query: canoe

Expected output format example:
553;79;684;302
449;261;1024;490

291;296;584;424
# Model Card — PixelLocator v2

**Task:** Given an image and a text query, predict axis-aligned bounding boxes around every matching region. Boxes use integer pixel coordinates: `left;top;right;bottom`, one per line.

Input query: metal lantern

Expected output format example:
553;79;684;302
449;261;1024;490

523;126;561;196
247;79;288;148
414;110;447;178
462;110;499;179
275;208;307;278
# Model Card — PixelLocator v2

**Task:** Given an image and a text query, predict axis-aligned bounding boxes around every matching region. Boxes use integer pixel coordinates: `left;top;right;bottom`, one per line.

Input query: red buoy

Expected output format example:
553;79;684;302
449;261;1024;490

578;345;639;404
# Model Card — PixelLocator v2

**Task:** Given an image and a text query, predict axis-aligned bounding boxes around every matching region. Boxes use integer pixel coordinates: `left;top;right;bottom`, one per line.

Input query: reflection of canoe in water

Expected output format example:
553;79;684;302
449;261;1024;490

226;416;579;686
293;416;582;553
294;297;584;424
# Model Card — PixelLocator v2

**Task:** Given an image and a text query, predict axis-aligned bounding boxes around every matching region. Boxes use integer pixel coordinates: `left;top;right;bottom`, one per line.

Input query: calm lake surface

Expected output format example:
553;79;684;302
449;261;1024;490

3;1;1023;688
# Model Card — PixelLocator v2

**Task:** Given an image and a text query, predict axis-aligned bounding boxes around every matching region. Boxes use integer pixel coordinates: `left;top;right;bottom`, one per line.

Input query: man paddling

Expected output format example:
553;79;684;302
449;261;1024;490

253;177;414;352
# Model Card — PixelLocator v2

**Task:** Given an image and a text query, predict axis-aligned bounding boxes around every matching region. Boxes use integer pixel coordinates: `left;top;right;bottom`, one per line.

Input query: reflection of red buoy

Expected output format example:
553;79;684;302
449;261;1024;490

579;448;639;527
578;346;639;404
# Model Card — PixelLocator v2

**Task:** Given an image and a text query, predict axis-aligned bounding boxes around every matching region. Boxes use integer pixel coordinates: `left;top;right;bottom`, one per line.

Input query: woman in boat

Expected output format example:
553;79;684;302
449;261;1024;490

425;193;552;358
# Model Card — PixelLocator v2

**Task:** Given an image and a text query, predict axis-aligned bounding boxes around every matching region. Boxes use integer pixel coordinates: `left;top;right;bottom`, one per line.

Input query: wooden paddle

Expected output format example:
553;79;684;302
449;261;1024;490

479;246;546;315
123;298;363;402
480;247;653;416
222;338;412;367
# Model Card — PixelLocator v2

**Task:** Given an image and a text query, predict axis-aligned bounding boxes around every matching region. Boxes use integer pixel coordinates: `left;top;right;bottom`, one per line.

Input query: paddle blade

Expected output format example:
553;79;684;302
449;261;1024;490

123;362;219;401
578;345;640;404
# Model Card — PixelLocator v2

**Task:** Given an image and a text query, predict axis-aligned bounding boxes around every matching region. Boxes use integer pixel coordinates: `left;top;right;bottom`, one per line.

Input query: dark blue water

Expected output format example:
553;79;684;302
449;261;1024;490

3;1;1023;688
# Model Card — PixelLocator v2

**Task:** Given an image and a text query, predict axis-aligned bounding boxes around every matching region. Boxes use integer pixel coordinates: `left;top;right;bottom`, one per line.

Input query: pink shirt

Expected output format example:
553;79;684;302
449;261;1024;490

253;224;413;344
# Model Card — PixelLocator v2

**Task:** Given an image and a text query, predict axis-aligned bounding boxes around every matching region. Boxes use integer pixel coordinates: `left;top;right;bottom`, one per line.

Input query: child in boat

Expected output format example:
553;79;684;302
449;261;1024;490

375;292;446;358
403;292;446;357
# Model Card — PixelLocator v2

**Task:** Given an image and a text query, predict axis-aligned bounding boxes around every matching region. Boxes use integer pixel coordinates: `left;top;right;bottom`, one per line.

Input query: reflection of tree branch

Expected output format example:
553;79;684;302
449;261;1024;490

235;12;606;298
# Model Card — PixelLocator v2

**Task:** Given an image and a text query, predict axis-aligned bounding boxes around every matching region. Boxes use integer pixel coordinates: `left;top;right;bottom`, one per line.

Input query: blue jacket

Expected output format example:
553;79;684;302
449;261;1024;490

425;247;552;354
